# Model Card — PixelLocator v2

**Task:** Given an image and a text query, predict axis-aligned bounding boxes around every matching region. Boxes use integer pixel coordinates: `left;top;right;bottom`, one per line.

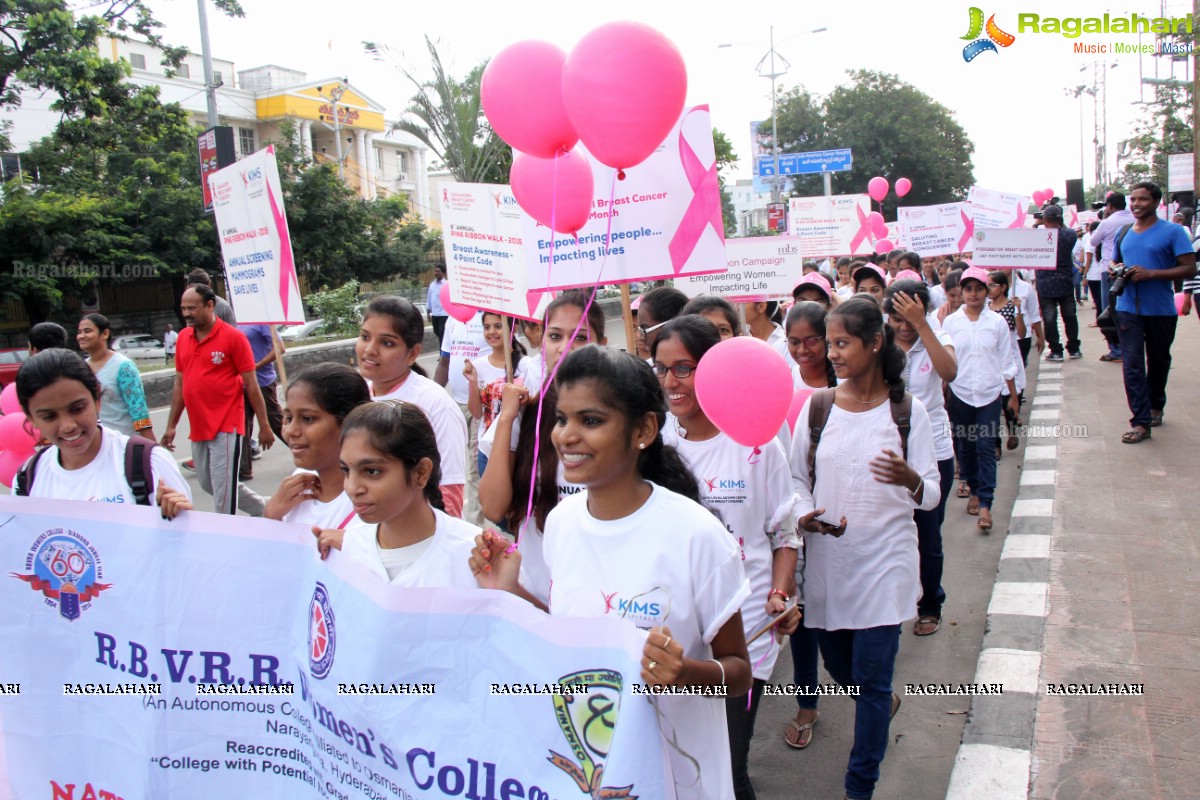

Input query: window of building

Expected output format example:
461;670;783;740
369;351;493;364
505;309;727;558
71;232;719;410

213;71;223;87
176;63;190;79
397;152;407;176
129;53;146;70
239;128;256;156
376;148;384;171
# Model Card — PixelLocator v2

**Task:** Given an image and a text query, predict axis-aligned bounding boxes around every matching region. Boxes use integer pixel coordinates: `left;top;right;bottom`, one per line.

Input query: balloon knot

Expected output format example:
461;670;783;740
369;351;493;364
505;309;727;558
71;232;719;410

617;169;626;181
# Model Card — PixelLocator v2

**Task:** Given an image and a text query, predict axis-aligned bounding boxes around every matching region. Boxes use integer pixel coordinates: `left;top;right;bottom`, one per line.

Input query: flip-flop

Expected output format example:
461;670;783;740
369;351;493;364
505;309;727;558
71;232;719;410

978;510;993;532
784;712;819;750
1121;428;1151;444
956;481;970;498
914;615;940;636
966;497;980;515
1150;412;1163;428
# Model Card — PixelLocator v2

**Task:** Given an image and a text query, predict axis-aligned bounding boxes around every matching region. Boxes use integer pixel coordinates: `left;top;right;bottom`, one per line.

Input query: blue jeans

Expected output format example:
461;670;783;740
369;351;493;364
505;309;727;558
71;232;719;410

818;625;902;800
947;392;1002;510
790;622;822;711
1117;312;1178;429
915;457;955;618
1100;273;1120;355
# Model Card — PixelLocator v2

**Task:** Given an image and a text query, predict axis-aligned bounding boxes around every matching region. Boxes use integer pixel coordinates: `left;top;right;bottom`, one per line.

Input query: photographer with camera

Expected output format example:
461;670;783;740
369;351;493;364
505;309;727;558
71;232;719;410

1109;182;1197;444
1036;205;1081;361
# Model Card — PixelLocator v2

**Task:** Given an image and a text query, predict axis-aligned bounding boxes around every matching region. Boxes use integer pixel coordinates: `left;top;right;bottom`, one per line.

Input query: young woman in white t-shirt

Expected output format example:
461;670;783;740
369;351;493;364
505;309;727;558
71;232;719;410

884;281;959;638
462;312;527;477
319;400;480;588
356;295;468;517
652;316;800;798
264;363;370;544
476;291;607;604
15;348;192;517
471;344;753;800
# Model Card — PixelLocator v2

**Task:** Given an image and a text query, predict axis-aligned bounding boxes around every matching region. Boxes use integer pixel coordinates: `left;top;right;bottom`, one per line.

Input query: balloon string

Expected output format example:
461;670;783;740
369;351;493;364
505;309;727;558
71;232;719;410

748;446;762;465
514;171;619;553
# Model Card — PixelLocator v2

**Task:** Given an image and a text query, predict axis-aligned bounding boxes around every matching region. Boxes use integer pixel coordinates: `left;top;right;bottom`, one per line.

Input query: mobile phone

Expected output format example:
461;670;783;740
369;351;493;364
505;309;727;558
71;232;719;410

814;516;845;537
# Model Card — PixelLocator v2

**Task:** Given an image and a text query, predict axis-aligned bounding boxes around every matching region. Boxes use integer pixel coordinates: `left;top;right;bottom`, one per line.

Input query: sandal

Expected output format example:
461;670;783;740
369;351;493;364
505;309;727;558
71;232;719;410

914;615;940;636
784;711;819;750
891;693;901;720
978;509;993;532
1150;412;1163;428
956;481;970;498
966;496;980;516
1121;427;1151;444
1099;353;1122;362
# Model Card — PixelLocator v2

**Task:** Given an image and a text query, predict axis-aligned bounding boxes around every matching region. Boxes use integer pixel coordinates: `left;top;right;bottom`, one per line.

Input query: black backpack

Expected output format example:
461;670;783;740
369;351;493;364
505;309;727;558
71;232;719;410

805;388;912;486
15;435;157;505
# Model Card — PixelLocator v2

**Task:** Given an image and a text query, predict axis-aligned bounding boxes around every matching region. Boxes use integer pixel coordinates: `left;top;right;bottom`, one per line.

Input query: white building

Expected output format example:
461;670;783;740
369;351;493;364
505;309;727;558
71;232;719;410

729;178;772;236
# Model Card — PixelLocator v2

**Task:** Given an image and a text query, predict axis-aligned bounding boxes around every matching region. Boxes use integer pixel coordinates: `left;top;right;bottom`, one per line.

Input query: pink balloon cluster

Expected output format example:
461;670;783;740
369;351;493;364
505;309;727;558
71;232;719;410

482;23;688;235
1032;188;1056;206
0;383;36;488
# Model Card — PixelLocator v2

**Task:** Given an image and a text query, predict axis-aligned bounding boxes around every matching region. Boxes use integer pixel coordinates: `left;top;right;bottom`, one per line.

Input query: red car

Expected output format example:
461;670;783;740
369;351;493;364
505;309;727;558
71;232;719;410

0;347;29;388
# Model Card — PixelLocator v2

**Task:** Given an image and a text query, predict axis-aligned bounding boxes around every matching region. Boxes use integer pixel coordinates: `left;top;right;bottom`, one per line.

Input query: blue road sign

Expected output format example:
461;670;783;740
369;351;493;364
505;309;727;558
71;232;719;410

756;148;853;177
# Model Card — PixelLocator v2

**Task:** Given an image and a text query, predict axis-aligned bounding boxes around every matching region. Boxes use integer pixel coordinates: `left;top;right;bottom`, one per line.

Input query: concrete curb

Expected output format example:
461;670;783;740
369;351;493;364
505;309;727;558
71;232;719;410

946;361;1061;799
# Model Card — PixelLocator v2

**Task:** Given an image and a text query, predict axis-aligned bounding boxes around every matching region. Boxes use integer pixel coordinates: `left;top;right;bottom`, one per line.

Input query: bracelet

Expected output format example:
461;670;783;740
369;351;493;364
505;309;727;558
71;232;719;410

709;658;726;687
768;589;789;603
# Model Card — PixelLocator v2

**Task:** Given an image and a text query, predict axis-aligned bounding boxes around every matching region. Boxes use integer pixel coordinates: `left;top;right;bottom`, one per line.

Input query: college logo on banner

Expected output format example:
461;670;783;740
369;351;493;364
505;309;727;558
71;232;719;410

11;529;111;621
548;669;635;798
308;582;336;679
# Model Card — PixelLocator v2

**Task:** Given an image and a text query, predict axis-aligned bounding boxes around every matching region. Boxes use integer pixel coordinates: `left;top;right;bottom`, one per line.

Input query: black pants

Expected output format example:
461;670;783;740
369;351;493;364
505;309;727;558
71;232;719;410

431;315;448;346
240;381;284;478
1087;280;1104;323
1040;294;1080;355
726;678;766;800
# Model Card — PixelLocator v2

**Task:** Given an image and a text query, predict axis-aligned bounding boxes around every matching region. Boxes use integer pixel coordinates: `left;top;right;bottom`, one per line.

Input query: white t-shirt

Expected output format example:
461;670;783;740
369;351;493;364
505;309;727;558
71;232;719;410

929;284;947;310
369;373;468;485
510;461;583;606
518;351;546;393
1009;277;1042;330
836;285;854;299
279;469;359;529
341;509;480;588
470;354;530;436
544;484;750;800
662;425;799;680
24;427;192;509
789;399;940;630
901;332;955;462
442;313;487;405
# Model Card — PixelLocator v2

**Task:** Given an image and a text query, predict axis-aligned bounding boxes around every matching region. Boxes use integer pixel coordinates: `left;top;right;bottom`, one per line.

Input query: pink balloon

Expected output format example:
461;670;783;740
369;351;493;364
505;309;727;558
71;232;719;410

876;238;896;254
786;388;815;433
695;337;792;448
868;176;889;203
0;448;29;489
0;382;19;415
1176;292;1188;316
1043;188;1054;201
870;214;888;239
895;177;912;198
482;41;578;159
1031;190;1045;206
511;148;595;235
438;283;476;324
562;21;687;171
0;410;36;454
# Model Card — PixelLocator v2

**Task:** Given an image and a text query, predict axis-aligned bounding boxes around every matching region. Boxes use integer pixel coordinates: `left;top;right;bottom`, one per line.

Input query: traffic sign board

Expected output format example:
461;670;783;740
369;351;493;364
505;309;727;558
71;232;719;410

756;148;853;177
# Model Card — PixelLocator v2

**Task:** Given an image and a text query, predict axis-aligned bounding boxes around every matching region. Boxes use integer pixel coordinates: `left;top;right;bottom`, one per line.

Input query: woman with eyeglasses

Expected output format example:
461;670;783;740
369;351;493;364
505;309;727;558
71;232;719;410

635;286;689;362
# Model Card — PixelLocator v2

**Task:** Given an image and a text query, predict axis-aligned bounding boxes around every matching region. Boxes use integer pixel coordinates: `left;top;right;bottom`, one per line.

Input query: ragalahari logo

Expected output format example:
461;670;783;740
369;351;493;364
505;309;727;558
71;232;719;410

961;7;1016;61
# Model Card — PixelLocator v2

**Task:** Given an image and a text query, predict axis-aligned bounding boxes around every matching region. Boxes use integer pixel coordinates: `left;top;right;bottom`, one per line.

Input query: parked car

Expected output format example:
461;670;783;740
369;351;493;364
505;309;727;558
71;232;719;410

0;347;29;387
112;334;166;360
278;319;326;341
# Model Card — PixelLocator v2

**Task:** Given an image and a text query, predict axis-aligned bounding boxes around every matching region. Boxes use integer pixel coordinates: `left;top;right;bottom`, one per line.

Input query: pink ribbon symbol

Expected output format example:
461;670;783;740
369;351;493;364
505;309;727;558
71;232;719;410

849;204;873;253
1008;200;1026;229
267;178;298;320
958;208;975;252
668;110;724;273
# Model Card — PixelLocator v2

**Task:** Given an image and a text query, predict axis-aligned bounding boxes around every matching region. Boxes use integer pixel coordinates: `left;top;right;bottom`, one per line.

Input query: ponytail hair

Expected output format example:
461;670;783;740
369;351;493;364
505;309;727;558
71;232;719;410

341;400;445;512
828;296;906;403
17;348;100;414
555;345;701;504
785;301;837;387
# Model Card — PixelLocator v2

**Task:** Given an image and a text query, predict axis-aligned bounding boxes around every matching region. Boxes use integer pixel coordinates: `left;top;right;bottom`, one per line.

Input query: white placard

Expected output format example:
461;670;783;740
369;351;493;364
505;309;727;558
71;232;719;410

896;202;971;256
967;186;1031;230
787;194;874;256
1168;152;1194;192
971;228;1059;269
675;237;803;301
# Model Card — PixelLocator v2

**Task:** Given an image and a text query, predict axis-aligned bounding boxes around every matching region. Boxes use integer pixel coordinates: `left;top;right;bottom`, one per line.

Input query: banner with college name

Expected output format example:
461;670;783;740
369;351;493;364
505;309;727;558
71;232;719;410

0;497;670;799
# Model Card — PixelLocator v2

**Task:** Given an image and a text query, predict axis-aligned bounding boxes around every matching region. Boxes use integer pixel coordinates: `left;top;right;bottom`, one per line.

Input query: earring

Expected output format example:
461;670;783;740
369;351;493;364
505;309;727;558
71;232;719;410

639;443;646;450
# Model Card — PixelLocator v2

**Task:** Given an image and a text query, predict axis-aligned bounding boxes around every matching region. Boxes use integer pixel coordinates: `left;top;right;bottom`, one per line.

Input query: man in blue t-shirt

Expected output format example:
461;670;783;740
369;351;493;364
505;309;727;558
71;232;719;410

1111;182;1197;443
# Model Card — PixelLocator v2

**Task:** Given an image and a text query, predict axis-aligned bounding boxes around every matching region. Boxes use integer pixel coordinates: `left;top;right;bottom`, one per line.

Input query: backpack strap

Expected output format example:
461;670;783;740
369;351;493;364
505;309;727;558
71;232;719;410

805;388;837;488
1113;223;1134;264
14;447;49;497
890;392;913;464
124;435;157;506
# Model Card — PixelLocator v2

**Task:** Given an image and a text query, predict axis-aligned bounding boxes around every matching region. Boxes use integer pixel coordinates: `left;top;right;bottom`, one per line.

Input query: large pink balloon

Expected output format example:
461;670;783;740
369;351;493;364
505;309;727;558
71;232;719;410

1032;190;1046;205
786;388;815;433
868;176;889;202
695;337;792;448
562;21;687;172
482;41;578;158
0;410;36;454
438;283;476;324
0;448;28;489
895;177;912;198
869;212;888;239
511;148;594;235
1043;187;1054;201
0;382;18;415
876;238;896;254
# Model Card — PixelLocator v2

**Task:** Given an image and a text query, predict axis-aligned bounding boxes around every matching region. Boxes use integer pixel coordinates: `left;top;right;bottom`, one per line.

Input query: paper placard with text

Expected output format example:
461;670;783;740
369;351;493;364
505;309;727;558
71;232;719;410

207;146;305;324
787;194;874;256
675;236;803;301
967;186;1031;231
523;105;726;290
896;202;972;257
441;182;551;320
971;227;1059;269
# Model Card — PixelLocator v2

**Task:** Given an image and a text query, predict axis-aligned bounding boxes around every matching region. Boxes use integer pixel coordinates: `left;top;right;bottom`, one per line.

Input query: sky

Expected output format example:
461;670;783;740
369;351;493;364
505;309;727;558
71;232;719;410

140;0;1196;199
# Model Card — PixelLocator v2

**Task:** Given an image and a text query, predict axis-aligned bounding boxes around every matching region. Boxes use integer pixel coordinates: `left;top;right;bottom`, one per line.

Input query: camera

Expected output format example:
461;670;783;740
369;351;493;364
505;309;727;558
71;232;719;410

1110;264;1131;297
1033;211;1044;219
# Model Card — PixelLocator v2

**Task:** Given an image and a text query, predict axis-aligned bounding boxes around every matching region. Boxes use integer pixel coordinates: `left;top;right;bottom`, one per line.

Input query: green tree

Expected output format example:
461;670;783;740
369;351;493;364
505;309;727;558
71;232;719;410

713;128;738;237
769;71;976;217
1116;80;1191;191
365;37;508;183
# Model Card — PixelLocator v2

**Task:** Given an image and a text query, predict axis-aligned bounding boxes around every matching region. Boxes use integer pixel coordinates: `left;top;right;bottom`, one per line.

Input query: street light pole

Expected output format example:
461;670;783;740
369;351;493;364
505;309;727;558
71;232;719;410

196;0;219;128
768;26;781;204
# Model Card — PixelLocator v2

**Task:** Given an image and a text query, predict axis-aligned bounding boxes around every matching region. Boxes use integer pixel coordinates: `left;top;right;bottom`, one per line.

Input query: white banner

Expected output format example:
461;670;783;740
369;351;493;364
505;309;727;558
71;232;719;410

967;186;1031;231
896;202;972;257
523;105;726;290
207;146;305;324
1168;152;1194;192
441;183;552;321
1078;209;1099;227
787;194;874;256
970;228;1059;269
0;497;670;799
675;237;802;301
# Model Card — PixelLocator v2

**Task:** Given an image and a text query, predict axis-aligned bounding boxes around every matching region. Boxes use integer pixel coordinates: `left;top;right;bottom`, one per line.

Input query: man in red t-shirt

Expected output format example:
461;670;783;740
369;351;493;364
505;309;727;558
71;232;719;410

161;285;275;514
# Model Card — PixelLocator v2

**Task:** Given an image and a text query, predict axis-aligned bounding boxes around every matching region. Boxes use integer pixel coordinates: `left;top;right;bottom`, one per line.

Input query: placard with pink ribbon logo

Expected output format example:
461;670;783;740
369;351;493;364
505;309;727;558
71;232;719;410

971;228;1059;269
786;194;874;257
967;186;1031;231
897;202;973;257
521;105;726;291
